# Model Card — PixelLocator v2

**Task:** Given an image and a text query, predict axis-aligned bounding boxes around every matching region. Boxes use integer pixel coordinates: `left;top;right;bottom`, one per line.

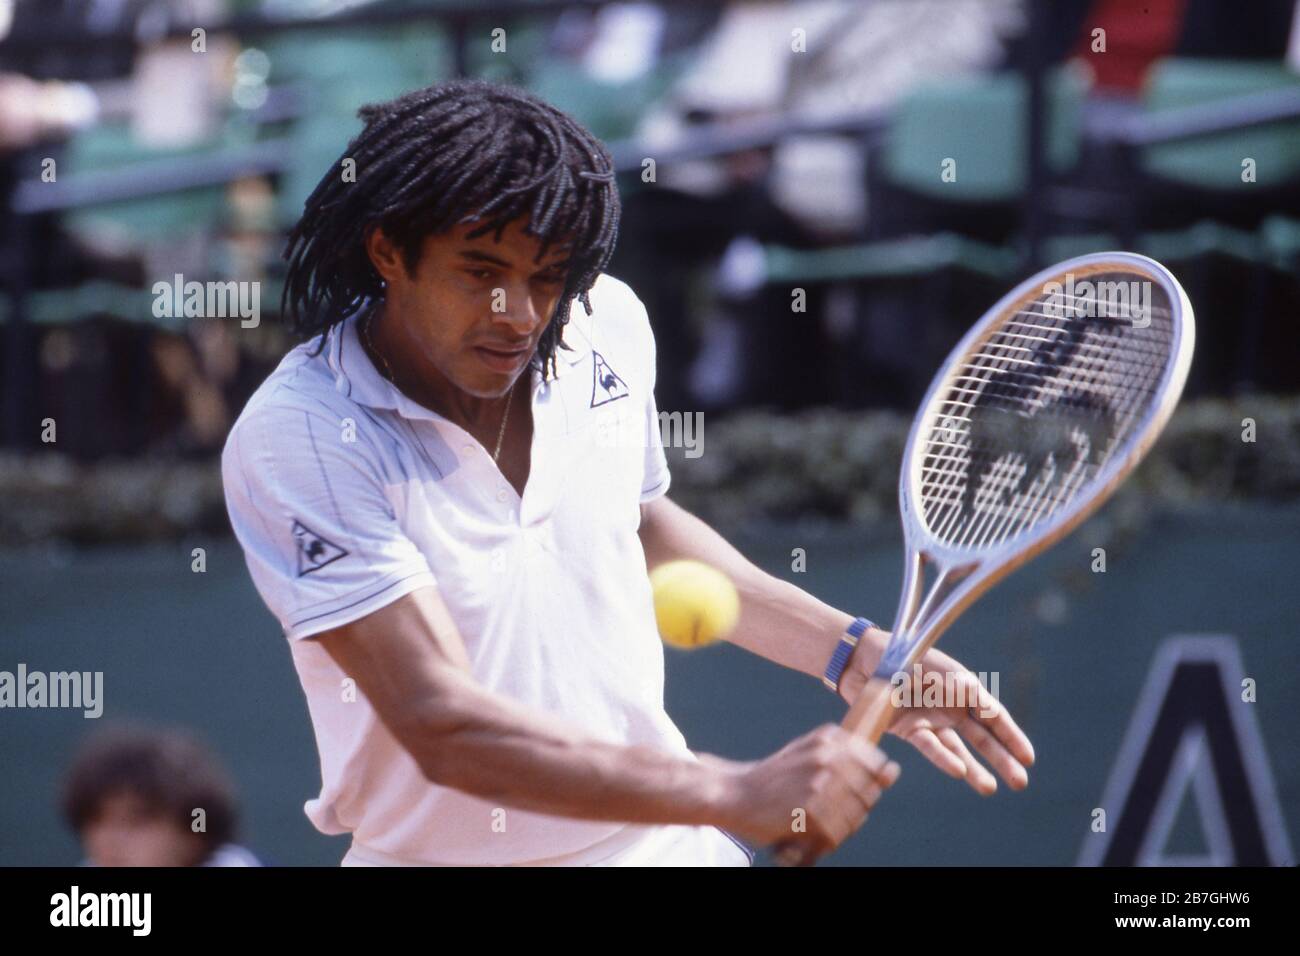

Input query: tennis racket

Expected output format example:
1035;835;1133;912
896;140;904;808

782;251;1194;865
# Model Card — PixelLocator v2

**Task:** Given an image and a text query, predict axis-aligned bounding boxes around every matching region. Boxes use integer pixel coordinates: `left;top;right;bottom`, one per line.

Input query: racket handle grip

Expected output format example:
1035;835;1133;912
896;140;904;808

773;841;815;867
841;674;898;744
772;676;899;866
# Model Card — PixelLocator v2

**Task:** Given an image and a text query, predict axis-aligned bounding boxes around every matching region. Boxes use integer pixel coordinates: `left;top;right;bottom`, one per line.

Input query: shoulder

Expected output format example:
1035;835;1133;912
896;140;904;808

222;339;381;485
585;272;648;319
568;272;655;353
559;272;660;398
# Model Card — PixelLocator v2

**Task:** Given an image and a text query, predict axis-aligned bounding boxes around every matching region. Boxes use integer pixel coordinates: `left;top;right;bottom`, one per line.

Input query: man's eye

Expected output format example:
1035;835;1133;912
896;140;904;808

466;269;493;281
536;272;565;285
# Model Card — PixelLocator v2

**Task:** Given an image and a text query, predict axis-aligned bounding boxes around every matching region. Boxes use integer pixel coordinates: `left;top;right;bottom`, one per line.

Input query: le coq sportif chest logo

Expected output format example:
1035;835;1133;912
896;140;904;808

590;351;629;408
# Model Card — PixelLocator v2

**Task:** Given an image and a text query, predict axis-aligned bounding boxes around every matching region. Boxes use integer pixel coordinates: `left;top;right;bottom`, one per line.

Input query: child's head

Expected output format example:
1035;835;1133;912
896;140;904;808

62;724;239;867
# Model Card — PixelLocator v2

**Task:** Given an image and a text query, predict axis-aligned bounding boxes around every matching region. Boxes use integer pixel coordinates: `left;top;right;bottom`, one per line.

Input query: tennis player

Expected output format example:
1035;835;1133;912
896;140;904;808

221;79;1034;866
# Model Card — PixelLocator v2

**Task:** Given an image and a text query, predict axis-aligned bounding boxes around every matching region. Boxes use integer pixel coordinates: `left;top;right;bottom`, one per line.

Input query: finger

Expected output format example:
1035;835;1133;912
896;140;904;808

792;834;836;868
826;748;877;810
810;799;868;861
968;687;1036;768
959;712;1031;790
808;760;876;854
841;732;892;774
818;784;869;844
785;770;863;857
902;726;968;780
774;795;837;867
844;735;901;790
775;844;797;866
775;841;812;867
780;819;837;866
938;726;998;795
857;782;884;811
878;758;901;789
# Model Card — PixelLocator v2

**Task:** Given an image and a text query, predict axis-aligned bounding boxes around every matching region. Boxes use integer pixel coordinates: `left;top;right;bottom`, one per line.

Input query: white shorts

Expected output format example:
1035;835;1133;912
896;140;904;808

341;824;754;867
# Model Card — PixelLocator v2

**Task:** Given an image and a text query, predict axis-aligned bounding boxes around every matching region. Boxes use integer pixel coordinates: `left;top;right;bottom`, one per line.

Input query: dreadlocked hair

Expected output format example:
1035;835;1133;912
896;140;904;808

281;78;621;379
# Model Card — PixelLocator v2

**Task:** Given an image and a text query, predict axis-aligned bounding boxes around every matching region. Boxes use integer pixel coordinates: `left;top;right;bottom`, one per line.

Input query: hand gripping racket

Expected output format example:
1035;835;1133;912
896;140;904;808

782;252;1194;864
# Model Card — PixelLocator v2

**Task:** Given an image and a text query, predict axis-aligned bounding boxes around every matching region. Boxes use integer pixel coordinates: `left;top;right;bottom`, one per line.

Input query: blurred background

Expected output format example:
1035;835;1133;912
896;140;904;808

1;0;1297;866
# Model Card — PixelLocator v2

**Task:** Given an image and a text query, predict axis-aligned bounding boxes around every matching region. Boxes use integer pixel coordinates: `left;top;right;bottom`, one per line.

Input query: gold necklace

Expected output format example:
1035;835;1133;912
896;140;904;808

493;382;517;462
362;310;515;462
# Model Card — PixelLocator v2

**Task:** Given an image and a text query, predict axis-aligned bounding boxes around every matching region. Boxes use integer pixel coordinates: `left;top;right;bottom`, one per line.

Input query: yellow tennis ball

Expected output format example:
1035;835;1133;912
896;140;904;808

648;560;740;649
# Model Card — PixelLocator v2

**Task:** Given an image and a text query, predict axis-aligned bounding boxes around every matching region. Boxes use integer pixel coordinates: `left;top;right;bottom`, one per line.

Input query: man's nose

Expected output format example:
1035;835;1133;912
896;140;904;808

495;283;546;332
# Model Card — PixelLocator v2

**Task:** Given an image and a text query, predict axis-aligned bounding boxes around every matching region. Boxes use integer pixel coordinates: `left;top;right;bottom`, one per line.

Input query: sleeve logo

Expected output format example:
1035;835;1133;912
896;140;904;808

292;520;348;577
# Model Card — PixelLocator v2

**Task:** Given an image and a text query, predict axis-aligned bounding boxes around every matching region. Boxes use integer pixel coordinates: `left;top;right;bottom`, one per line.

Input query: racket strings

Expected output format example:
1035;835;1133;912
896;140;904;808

919;273;1175;549
930;340;1160;546
928;290;1170;546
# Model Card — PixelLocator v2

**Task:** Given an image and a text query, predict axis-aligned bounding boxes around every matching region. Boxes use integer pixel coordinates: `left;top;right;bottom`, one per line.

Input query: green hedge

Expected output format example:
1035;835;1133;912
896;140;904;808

1;396;1297;545
0;454;227;546
664;395;1300;530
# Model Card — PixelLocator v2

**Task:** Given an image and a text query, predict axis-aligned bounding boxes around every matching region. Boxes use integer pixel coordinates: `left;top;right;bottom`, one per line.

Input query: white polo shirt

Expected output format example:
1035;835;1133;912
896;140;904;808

222;273;749;866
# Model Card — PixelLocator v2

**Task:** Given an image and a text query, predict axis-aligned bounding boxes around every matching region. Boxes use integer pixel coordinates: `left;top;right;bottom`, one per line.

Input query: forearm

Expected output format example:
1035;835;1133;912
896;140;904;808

400;666;738;828
639;497;886;680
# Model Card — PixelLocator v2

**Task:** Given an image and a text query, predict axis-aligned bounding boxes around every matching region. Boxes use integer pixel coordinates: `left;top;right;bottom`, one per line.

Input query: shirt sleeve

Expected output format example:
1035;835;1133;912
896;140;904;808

222;405;436;641
639;302;672;503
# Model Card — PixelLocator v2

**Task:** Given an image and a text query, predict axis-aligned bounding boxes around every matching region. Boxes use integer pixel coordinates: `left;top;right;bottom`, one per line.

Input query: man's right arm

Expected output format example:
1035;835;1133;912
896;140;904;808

315;585;900;859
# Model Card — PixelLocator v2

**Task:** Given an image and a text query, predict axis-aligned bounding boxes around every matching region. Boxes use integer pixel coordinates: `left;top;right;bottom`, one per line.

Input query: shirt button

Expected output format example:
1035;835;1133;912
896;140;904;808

496;489;508;502
463;444;475;455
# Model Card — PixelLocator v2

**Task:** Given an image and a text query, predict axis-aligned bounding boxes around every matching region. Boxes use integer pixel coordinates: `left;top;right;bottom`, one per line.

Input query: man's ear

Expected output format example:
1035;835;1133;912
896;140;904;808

365;226;408;284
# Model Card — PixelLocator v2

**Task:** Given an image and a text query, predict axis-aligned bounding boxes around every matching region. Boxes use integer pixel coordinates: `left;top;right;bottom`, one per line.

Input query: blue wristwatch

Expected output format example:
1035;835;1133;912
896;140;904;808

822;617;874;694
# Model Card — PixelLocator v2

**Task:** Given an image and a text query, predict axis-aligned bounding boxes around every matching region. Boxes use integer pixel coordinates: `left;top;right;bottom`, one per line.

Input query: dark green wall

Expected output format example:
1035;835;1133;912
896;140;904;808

2;504;1296;866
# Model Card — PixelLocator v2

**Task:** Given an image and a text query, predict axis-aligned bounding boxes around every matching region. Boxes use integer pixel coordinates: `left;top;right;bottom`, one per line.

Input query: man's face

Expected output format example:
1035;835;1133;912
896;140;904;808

374;218;573;400
81;791;206;867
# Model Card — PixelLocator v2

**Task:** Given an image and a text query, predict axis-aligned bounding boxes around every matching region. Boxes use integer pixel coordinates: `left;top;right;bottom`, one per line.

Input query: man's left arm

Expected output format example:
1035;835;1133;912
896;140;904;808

638;495;876;688
637;495;1035;794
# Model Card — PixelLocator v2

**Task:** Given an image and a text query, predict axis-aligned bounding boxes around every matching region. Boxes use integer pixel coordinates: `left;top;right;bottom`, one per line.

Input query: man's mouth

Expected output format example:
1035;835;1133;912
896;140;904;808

474;344;532;373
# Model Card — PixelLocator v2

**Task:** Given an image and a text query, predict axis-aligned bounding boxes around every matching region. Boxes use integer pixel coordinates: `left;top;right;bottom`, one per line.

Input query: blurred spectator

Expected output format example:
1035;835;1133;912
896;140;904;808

616;0;1023;412
0;0;101;150
61;724;263;867
0;72;99;152
1064;0;1298;99
637;0;1023;233
150;319;249;455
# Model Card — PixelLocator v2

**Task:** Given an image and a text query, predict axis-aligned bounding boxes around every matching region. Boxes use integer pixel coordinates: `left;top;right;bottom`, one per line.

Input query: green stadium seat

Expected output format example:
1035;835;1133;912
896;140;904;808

1260;214;1300;270
763;233;1017;284
0;281;159;326
1030;221;1300;275
761;210;1300;296
880;65;1086;203
1040;233;1120;263
1139;220;1262;265
261;26;451;229
61;122;233;242
1141;59;1300;191
527;48;693;143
